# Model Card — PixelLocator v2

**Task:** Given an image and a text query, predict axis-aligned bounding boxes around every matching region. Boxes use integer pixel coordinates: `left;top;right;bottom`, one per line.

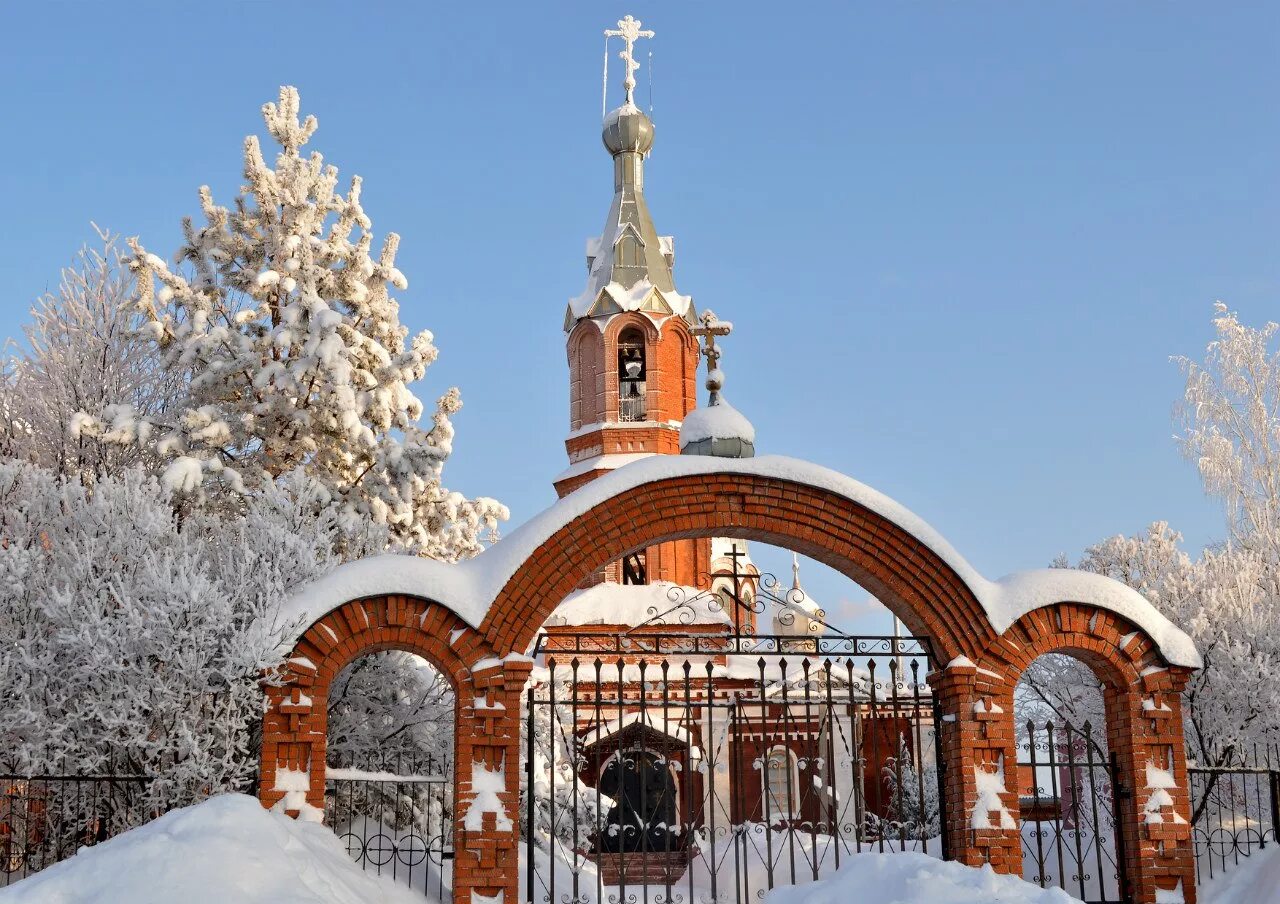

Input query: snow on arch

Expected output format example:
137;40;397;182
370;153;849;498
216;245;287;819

276;455;1200;668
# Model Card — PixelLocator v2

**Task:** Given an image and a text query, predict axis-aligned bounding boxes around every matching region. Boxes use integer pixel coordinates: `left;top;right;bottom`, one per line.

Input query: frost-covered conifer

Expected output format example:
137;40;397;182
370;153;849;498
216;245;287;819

74;87;506;559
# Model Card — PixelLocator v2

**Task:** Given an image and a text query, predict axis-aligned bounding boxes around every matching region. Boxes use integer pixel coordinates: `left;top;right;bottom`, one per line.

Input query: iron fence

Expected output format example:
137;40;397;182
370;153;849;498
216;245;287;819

325;752;454;899
523;631;944;904
0;768;152;887
1188;743;1280;886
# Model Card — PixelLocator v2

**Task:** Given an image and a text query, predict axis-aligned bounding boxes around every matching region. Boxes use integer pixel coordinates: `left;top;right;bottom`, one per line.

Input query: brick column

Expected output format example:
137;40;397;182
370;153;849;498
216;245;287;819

259;657;326;819
1108;665;1197;904
933;660;1022;872
454;657;534;904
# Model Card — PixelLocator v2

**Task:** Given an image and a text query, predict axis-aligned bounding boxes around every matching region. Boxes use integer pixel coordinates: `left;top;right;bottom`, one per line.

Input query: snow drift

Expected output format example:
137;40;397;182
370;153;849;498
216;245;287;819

0;794;423;904
763;852;1081;904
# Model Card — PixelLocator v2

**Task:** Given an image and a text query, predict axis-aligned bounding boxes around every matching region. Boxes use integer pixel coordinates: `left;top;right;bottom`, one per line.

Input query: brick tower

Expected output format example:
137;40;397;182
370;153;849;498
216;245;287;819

554;17;706;586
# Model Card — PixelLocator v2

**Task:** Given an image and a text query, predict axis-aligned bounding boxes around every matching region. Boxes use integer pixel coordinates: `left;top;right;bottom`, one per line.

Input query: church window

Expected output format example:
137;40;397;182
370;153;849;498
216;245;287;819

617;328;647;422
763;746;798;820
617;234;641;267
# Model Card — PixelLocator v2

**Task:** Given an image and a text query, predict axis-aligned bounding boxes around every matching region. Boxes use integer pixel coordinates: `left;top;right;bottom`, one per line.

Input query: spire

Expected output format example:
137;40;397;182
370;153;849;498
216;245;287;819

565;15;694;331
791;552;802;592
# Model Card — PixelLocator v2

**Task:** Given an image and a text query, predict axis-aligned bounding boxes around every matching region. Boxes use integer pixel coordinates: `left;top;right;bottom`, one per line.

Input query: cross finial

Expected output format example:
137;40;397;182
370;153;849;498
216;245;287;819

692;309;733;405
605;15;654;107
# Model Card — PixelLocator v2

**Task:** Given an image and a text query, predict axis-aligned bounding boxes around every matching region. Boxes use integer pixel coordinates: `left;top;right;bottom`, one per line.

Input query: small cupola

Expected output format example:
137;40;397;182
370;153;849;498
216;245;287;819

681;310;755;458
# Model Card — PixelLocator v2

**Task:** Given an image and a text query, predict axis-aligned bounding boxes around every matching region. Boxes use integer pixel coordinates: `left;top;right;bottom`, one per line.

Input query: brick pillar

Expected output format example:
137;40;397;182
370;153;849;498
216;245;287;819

259;657;326;819
933;661;1022;872
1108;666;1197;904
454;657;534;904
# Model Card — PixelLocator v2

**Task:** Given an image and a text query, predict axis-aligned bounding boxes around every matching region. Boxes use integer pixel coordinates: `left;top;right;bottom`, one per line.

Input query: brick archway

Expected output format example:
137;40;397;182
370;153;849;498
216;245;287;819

475;466;1199;903
260;595;531;904
264;459;1198;904
942;603;1198;904
482;471;996;661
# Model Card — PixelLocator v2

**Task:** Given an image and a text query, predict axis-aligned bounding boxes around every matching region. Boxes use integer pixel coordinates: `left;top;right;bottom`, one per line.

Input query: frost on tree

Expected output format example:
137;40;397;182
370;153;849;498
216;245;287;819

74;87;506;560
0;461;398;828
0;227;183;482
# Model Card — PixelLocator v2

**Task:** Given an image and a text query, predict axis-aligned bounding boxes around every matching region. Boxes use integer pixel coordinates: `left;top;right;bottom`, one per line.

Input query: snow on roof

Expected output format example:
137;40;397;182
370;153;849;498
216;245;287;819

579;711;693;748
553;451;653;485
679;398;756;446
278;454;1200;668
546;580;730;627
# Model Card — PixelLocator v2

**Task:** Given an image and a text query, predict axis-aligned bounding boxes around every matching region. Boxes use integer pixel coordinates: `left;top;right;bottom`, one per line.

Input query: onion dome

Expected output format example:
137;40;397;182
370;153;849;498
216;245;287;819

602;102;655;156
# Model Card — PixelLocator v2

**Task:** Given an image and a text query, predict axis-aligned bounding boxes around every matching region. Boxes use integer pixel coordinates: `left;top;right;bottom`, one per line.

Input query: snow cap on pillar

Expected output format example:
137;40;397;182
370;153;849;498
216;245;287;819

681;310;756;458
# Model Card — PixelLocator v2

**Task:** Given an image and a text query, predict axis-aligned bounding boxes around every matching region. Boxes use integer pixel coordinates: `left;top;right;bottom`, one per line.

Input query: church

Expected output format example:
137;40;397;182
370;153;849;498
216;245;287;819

530;16;938;889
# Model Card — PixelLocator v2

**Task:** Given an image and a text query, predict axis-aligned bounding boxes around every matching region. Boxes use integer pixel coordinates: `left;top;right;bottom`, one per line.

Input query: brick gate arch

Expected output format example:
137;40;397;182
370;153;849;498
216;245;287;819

263;455;1200;904
260;594;532;904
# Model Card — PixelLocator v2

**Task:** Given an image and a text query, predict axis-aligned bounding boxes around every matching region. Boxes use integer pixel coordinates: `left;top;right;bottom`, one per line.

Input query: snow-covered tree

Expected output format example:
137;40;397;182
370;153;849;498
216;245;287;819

0;460;393;819
1175;303;1280;556
0;227;182;482
1054;523;1280;770
326;651;455;768
520;669;611;854
73;87;506;560
880;735;940;841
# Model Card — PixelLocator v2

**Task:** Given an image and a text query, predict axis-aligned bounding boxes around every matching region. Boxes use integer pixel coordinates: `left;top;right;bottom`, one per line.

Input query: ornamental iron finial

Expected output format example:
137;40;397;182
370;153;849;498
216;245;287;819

605;15;654;107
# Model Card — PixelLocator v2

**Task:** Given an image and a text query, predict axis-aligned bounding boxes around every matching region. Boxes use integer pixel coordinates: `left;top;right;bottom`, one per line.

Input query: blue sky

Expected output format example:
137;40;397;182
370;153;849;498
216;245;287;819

1;3;1276;631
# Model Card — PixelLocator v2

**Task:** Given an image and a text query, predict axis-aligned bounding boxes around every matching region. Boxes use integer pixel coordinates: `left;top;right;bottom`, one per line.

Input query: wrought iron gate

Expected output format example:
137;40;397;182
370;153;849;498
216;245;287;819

522;610;945;904
325;753;453;900
1017;720;1130;904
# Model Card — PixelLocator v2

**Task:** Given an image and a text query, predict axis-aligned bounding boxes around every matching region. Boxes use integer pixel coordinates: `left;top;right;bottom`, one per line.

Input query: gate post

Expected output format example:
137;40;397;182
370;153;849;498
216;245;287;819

454;656;534;904
932;659;1022;873
1107;667;1197;904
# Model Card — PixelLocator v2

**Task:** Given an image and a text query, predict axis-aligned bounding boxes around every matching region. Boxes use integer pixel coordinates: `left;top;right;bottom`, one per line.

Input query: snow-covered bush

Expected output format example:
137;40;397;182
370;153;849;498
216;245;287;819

73;86;506;560
0;461;392;816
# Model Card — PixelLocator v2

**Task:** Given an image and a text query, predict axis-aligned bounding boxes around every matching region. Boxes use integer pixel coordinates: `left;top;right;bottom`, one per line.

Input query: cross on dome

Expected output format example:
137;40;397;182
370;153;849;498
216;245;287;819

692;309;733;405
605;15;654;106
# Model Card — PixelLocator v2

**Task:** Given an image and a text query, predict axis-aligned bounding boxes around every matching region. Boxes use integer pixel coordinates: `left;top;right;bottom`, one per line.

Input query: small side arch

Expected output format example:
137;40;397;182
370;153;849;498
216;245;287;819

260;594;531;904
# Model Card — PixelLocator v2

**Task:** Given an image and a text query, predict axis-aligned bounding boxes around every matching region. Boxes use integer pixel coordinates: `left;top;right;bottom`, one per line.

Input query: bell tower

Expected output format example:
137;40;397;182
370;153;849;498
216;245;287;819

555;15;705;586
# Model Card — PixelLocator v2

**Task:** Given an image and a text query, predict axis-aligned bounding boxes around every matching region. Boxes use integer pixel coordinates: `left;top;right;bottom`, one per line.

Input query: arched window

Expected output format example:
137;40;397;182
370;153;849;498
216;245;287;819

763;746;798;820
617;328;647;422
617;234;641;267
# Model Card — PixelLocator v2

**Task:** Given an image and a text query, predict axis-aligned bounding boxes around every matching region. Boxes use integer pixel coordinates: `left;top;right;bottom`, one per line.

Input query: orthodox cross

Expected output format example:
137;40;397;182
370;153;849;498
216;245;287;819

692;309;733;405
605;15;654;106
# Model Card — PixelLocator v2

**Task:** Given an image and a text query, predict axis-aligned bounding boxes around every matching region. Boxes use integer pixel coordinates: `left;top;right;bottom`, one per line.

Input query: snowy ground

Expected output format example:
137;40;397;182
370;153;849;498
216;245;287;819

1;794;1264;904
0;794;424;904
1196;848;1280;904
764;852;1080;904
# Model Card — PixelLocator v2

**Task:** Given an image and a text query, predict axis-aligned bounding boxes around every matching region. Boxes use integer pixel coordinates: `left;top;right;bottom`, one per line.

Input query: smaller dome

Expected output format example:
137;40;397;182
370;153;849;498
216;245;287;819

603;103;655;156
680;397;755;459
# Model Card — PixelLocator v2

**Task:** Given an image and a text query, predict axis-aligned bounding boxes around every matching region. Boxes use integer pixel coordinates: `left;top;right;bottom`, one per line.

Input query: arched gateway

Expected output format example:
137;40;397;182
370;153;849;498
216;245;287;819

261;455;1201;904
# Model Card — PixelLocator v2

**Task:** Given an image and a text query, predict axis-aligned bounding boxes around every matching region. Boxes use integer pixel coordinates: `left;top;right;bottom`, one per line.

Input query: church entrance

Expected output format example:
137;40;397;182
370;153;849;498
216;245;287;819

521;551;947;904
597;751;681;854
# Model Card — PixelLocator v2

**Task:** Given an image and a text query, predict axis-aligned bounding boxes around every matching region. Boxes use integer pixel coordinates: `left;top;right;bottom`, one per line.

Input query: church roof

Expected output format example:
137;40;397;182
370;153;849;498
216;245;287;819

564;99;695;329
